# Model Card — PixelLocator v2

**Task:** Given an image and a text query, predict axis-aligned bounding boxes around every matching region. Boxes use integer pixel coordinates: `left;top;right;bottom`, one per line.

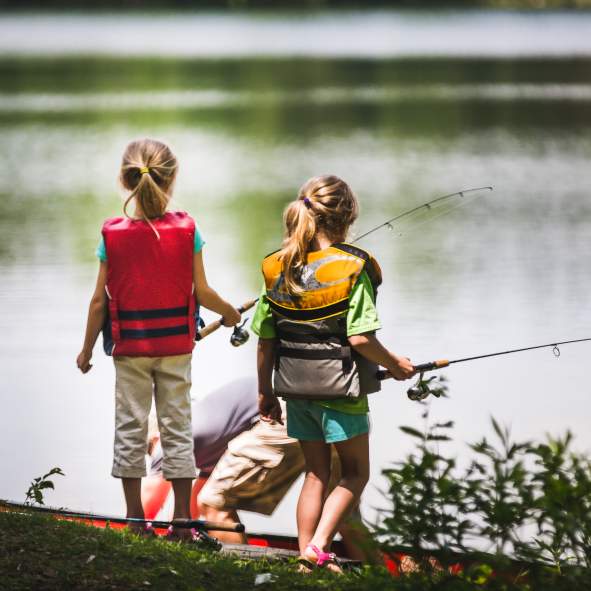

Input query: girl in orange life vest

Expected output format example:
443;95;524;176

76;138;241;537
252;175;415;570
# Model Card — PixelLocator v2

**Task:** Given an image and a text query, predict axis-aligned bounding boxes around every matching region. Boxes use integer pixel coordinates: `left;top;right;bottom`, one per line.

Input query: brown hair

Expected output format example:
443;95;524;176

120;138;178;236
278;175;359;295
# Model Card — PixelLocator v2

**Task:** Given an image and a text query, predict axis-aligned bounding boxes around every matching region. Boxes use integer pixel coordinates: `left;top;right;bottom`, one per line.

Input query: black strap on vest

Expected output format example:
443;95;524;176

268;297;349;322
276;329;345;345
331;242;382;291
120;325;190;339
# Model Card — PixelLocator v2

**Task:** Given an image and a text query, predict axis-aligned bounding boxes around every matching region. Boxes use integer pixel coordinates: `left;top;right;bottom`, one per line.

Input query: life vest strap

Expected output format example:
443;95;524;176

268;298;348;322
118;306;190;321
120;325;190;339
276;330;346;345
332;242;382;290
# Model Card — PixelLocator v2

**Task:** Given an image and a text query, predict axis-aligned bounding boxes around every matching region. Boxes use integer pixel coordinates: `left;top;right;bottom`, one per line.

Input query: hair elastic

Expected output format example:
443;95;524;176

139;166;150;175
303;197;312;209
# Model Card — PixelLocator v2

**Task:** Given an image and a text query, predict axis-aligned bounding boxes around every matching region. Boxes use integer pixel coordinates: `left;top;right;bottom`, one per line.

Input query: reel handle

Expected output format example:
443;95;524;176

376;359;449;380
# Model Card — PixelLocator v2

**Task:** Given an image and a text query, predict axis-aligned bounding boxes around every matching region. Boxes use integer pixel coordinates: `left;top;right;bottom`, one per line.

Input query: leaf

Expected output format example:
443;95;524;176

491;417;507;444
399;426;425;439
434;421;454;429
86;555;96;564
426;434;451;442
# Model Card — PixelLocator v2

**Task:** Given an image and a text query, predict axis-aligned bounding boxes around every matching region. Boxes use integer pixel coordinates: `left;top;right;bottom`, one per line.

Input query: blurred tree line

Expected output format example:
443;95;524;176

1;0;591;10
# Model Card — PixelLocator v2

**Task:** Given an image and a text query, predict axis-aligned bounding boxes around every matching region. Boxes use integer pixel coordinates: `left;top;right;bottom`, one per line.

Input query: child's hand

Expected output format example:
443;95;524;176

258;392;283;424
221;306;241;327
76;349;93;374
387;355;415;381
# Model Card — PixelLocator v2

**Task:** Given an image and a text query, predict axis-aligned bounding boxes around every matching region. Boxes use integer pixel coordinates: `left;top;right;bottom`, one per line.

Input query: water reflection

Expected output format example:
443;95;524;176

0;15;590;534
1;12;591;58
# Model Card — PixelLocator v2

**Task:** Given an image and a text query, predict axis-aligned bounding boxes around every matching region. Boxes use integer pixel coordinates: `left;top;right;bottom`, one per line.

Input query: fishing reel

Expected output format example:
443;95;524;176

230;318;250;347
407;372;448;402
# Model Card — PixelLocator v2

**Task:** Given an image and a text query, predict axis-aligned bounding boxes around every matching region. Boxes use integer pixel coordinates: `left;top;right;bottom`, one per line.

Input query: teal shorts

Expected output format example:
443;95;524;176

286;399;369;444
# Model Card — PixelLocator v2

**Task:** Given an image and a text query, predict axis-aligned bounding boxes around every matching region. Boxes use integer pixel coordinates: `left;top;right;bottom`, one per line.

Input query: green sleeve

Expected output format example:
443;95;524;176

346;270;381;336
251;283;277;339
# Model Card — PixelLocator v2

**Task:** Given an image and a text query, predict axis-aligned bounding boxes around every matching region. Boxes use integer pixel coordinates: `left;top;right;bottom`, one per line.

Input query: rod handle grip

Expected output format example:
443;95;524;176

376;359;450;380
414;359;450;372
196;319;223;340
196;298;259;341
237;298;258;314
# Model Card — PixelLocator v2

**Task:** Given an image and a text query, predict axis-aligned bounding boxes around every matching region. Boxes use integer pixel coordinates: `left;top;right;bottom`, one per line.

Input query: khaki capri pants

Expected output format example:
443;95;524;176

112;354;196;480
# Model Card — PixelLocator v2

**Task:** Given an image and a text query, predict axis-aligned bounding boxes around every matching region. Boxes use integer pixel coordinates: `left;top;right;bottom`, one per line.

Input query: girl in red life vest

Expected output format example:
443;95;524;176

251;175;415;571
76;138;241;538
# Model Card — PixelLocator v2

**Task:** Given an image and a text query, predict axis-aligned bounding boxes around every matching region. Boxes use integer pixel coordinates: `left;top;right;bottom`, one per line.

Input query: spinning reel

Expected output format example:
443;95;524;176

230;318;250;347
407;372;448;402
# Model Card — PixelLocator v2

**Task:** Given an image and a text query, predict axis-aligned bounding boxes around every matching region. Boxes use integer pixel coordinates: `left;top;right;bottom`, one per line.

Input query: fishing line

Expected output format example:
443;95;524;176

198;186;493;343
375;189;487;242
354;186;493;242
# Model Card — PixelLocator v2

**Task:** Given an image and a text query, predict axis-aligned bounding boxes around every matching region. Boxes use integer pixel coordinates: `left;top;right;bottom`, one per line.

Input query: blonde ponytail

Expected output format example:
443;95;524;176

278;175;359;295
280;199;317;295
120;138;178;238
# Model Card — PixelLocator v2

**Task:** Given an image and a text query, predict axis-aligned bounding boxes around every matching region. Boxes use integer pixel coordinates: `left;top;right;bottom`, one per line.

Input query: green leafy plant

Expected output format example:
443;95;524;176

519;434;591;571
375;396;591;588
466;419;535;557
377;399;472;569
24;467;65;506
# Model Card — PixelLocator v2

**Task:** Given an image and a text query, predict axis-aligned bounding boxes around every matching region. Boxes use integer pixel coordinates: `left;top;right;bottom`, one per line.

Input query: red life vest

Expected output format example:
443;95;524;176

102;211;196;357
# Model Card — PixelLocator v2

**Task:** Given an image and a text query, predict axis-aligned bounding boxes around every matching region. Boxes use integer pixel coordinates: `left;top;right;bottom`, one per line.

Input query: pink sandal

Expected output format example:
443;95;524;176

300;544;340;570
166;524;222;551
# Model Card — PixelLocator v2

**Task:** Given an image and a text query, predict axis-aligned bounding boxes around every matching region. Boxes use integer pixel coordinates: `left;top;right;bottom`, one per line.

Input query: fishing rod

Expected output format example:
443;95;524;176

0;499;245;533
197;186;493;345
195;299;257;345
376;337;591;401
354;186;493;242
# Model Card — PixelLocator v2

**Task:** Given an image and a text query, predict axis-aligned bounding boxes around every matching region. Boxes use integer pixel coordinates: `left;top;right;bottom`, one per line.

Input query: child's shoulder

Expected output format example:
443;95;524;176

333;243;382;287
261;248;281;271
331;242;375;262
161;210;195;225
101;216;126;231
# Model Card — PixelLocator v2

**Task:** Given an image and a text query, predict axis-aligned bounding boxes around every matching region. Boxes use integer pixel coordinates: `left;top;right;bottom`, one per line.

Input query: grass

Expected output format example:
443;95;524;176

3;509;591;591
0;510;403;591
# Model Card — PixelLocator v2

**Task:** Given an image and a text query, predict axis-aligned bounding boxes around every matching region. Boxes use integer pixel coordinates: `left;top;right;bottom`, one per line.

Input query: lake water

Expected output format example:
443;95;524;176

1;10;590;538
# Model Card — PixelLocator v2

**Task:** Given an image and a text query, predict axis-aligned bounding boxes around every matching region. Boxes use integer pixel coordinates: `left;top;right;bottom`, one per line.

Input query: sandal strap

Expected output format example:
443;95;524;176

306;544;337;567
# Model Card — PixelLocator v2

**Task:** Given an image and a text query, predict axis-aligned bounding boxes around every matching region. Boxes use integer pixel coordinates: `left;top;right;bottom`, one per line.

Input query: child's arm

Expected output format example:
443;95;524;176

257;337;282;423
76;262;108;374
348;332;415;380
193;252;241;326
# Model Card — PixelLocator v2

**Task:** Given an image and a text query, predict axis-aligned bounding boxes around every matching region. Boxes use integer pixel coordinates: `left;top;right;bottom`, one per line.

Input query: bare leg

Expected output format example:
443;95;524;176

297;440;331;556
171;478;193;520
122;477;144;532
200;504;247;544
303;433;369;565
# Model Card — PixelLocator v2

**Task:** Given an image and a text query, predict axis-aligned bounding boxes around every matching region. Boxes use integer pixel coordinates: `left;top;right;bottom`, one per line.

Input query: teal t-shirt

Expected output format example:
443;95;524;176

96;223;205;261
251;270;381;415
